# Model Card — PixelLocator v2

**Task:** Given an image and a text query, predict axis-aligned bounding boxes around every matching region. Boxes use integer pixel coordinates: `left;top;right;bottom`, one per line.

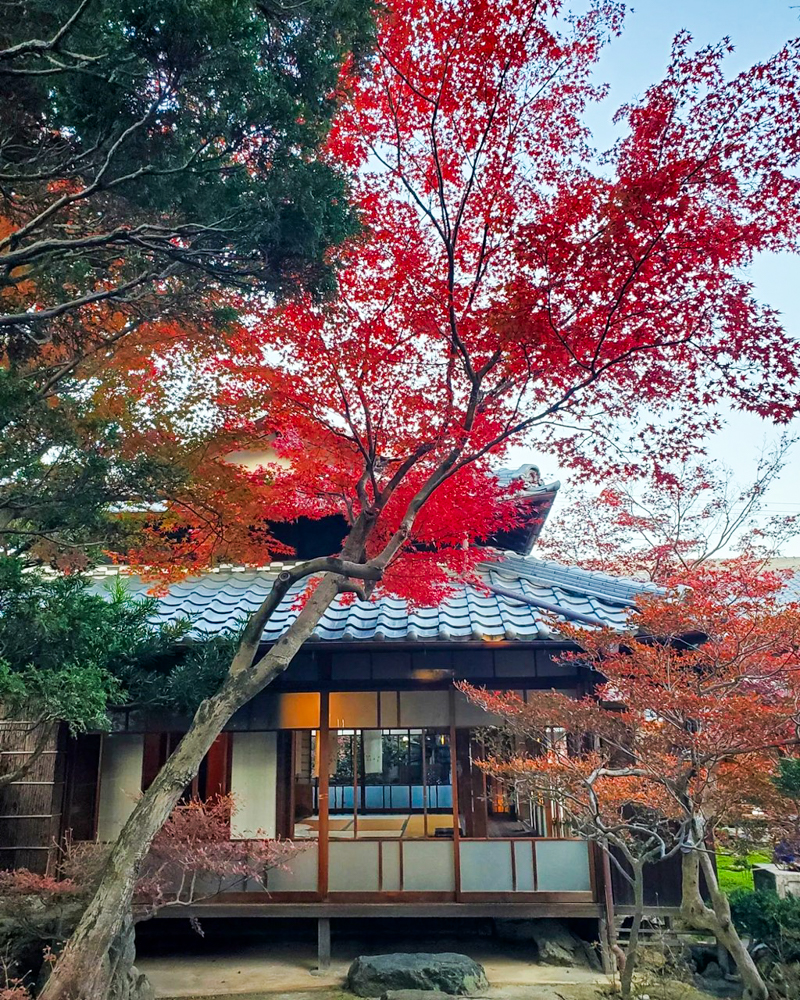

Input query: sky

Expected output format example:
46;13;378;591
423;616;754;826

509;0;800;555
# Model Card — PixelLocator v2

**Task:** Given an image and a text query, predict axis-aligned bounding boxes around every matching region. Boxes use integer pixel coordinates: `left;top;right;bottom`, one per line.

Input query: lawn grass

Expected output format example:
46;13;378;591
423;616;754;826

716;851;771;894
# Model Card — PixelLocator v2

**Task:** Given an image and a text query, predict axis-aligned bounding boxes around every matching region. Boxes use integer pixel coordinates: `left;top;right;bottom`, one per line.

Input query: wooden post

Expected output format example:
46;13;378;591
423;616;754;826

352;733;359;840
421;730;428;838
93;733;105;840
600;845;618;976
598;917;615;976
317;691;330;900
317;917;331;972
449;688;461;898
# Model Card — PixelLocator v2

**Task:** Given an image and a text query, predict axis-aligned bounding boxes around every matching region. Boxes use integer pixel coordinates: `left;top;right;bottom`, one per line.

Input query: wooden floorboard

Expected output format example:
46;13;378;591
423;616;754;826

152;901;603;919
613;905;682;917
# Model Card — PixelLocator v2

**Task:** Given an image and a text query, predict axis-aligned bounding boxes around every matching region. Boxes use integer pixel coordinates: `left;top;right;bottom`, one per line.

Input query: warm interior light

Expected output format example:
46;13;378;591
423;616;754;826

410;668;454;681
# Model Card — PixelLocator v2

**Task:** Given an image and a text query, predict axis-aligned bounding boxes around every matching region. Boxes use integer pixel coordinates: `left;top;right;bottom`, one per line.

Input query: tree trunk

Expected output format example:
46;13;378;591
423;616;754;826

619;860;645;1000
39;573;342;1000
680;849;768;1000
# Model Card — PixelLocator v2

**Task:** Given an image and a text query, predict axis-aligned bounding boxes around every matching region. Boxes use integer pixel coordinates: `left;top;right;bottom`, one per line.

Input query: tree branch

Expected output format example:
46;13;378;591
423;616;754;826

0;0;94;63
228;556;383;675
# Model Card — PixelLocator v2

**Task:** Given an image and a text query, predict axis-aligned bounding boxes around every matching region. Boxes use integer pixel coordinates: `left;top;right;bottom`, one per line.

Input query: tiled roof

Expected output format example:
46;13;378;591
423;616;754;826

495;463;560;495
765;560;800;605
490;464;561;555
784;571;800;603
493;555;661;604
92;555;659;644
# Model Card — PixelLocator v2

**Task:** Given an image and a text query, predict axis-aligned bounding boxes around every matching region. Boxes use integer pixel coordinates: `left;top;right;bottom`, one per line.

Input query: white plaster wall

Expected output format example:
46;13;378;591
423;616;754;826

230;731;277;839
96;734;144;842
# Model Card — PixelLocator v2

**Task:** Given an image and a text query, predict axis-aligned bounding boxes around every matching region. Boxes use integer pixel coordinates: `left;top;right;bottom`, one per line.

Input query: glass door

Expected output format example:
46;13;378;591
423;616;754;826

326;728;452;839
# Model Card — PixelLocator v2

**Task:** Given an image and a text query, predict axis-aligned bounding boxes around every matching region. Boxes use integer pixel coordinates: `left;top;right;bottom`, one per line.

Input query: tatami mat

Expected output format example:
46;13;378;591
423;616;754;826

294;812;456;839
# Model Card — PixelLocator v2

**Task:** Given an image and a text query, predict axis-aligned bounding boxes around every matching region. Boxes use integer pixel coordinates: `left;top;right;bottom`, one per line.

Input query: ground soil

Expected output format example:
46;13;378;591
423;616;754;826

160;985;723;1000
137;919;724;1000
138;934;604;998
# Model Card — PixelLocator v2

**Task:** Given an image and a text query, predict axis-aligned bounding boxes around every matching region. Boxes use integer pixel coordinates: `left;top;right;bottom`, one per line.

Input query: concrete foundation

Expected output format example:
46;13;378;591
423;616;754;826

753;863;800;898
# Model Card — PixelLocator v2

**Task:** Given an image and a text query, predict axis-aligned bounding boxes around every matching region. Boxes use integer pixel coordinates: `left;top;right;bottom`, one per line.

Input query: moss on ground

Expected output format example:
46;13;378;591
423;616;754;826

716;851;770;895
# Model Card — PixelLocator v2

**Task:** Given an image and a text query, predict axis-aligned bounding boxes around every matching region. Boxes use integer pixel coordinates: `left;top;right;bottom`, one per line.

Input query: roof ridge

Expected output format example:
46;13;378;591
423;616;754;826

480;553;664;604
493;463;561;495
82;561;305;581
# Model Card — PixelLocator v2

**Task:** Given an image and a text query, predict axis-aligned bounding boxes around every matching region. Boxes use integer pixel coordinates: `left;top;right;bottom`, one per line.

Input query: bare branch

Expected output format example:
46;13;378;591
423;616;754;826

0;0;94;63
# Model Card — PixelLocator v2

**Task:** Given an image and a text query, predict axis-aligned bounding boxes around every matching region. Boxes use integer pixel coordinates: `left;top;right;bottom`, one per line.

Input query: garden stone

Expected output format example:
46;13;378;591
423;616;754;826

108;964;156;1000
382;991;457;1000
683;941;718;973
694;972;742;998
494;918;596;968
347;953;489;996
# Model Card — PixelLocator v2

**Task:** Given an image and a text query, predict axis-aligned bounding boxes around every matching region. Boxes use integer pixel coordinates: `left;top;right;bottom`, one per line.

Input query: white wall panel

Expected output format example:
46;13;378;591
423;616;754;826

402;840;455;891
381;841;401;890
329;841;381;891
96;735;143;842
399;690;449;728
460;841;514;892
267;843;318;891
535;840;592;892
329;691;378;728
453;689;502;726
230;731;277;838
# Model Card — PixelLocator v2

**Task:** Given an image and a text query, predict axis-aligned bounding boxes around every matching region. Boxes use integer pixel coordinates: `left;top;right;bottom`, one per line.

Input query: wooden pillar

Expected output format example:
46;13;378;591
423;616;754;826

598;917;615;976
317;691;330;900
274;731;294;840
421;730;429;838
61;732;102;843
352;732;359;840
449;688;461;898
599;845;617;975
205;732;232;798
317;917;331;972
460;732;488;839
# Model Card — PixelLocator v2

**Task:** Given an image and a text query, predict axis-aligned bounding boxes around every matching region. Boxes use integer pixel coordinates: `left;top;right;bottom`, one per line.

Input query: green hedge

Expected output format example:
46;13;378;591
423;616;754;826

730;889;800;963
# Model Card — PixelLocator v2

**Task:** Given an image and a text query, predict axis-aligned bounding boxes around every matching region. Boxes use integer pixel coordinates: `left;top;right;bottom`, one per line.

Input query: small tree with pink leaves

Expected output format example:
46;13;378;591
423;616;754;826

0;796;301;995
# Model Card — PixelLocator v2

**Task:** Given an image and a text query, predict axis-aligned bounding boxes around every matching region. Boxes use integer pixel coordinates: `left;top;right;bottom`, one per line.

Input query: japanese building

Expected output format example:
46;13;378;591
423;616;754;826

0;467;673;964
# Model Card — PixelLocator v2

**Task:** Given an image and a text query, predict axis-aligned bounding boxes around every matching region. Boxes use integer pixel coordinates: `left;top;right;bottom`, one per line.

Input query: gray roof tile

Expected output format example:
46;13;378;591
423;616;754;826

90;554;660;644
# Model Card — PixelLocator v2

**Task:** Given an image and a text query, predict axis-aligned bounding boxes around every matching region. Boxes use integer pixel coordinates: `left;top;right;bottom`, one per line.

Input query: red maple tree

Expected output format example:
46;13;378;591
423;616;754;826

537;438;798;583
41;2;800;997
462;561;800;1000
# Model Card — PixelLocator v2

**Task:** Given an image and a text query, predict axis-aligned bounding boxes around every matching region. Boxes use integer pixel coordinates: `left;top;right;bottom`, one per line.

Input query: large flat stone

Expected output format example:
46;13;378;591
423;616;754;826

381;991;457;1000
347;953;489;997
494;918;597;969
